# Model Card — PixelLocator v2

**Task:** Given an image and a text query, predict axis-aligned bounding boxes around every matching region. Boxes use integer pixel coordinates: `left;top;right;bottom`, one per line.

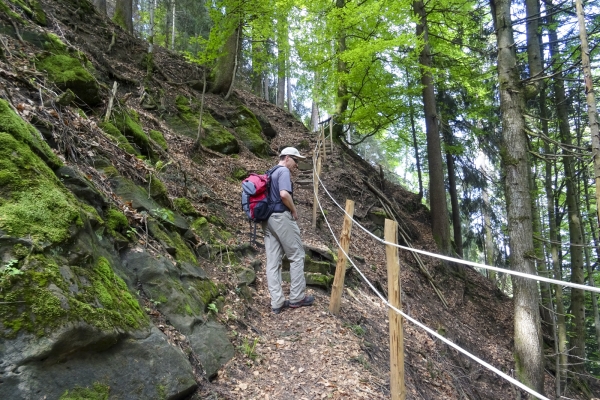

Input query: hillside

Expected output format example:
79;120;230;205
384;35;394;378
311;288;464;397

0;1;589;399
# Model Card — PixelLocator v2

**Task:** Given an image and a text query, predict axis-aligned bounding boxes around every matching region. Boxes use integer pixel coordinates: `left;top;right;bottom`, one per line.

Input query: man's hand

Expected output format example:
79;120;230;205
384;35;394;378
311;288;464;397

280;190;297;220
291;210;298;220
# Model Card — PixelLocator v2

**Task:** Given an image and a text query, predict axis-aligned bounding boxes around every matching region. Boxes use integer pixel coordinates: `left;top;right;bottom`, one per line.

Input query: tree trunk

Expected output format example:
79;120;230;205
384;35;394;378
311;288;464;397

333;0;348;140
276;74;285;107
407;70;423;202
439;92;463;257
114;0;133;34
575;0;600;231
525;0;543;97
492;0;545;395
543;0;586;371
212;25;241;95
287;76;292;112
413;0;451;254
93;0;107;14
310;99;319;132
171;0;176;50
483;187;496;282
263;75;269;102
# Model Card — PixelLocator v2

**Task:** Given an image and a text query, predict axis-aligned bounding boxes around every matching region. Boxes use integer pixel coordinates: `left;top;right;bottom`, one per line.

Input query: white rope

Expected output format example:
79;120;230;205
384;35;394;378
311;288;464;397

310;147;549;400
313;171;600;295
312;178;549;400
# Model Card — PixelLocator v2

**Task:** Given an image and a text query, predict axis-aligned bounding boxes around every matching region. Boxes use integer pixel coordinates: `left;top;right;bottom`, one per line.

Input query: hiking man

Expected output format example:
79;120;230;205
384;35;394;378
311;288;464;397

264;147;315;314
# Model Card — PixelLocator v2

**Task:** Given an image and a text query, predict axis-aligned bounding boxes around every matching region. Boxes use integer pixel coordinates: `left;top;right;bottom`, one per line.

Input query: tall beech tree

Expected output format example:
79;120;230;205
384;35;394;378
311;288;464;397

491;0;544;394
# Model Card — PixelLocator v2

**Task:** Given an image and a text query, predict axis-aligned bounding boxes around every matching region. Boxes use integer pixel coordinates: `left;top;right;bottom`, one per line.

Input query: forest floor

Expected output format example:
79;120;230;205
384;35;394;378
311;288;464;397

1;0;599;398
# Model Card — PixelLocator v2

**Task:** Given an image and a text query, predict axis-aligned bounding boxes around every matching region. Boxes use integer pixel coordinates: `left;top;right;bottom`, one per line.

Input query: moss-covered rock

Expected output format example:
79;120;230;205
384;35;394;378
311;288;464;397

112;110;152;157
98;121;139;155
59;382;110;400
147;219;196;263
147;174;169;205
0;255;148;338
231;166;247;181
7;0;46;26
0;133;81;244
105;208;128;237
166;96;239;155
35;54;101;106
149;130;168;150
174;197;199;216
230;106;270;158
0;99;61;168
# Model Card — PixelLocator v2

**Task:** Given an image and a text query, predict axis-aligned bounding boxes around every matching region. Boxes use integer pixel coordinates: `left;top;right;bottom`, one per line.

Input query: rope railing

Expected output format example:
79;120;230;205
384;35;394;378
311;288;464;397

313;170;600;295
309;141;551;400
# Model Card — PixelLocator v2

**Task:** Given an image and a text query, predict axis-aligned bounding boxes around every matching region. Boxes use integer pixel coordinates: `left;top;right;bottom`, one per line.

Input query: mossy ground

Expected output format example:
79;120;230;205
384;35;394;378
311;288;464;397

173;197;199;216
149;130;168;150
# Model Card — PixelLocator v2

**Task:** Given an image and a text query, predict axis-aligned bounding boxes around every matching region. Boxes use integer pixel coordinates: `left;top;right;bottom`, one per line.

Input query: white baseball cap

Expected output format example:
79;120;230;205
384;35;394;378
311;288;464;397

279;147;306;159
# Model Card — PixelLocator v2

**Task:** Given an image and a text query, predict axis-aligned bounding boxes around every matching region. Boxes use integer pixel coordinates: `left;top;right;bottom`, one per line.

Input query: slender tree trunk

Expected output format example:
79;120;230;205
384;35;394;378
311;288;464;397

542;3;569;390
542;0;586;371
407;70;423;202
287;76;292;112
171;0;176;50
575;0;600;232
147;0;155;80
333;0;348;140
414;1;451;254
114;0;133;34
483;187;496;282
525;0;542;97
439;92;463;257
93;0;107;14
492;0;544;395
582;167;600;355
263;75;269;102
277;75;285;107
310;101;319;132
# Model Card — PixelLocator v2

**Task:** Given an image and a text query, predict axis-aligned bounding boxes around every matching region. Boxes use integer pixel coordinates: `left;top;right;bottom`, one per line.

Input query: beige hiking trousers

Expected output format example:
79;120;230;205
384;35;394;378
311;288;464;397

263;211;306;308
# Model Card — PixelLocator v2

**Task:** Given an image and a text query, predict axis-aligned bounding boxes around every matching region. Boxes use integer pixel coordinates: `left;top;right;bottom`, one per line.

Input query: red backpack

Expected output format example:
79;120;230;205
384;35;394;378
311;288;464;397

241;166;281;222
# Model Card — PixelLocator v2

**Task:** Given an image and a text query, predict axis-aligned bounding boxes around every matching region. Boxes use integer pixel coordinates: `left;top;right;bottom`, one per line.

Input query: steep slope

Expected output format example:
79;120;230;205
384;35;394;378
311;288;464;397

0;1;592;399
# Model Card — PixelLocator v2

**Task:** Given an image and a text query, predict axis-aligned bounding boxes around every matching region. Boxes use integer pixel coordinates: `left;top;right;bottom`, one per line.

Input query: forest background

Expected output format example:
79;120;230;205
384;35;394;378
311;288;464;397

94;0;599;397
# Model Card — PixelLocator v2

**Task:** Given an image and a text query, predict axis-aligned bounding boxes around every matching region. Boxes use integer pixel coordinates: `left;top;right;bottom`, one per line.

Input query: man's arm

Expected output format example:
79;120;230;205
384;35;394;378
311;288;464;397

280;190;298;220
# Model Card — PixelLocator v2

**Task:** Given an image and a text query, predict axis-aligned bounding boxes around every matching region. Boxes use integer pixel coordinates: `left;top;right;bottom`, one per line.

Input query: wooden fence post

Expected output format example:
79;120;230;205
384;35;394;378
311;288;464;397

385;219;406;400
329;200;355;314
312;156;322;229
321;123;326;161
329;119;333;153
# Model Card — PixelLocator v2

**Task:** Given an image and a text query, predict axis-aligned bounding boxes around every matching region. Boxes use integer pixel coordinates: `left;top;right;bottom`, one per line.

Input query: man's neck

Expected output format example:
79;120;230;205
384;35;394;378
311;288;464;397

278;161;286;167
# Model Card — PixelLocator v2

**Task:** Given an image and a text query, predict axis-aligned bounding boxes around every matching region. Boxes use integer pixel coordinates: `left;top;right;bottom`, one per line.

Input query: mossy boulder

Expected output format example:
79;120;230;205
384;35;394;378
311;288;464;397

230;106;270;158
35;54;101;106
166;96;239;155
0;99;61;168
0;133;81;244
7;0;46;26
111;110;152;157
281;271;333;289
173;197;199;217
149;129;168;150
99;121;139;155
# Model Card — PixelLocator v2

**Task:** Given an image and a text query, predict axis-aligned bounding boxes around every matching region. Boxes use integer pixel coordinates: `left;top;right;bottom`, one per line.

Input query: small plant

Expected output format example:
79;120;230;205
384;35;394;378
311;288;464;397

154;160;172;173
149;298;162;306
239;337;259;360
153;208;174;223
207;303;218;314
1;259;23;278
125;227;137;239
351;324;365;337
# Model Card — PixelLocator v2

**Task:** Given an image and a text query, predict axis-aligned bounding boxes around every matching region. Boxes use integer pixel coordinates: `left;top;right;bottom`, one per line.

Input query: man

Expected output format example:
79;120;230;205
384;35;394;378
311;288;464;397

264;147;315;314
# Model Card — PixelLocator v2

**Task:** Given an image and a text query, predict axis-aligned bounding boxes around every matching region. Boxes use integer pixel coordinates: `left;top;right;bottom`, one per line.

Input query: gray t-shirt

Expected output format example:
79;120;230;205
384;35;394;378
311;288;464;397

269;166;292;213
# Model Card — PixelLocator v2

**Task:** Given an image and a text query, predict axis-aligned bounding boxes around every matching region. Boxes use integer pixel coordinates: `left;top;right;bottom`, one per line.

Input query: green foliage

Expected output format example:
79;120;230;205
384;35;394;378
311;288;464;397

207;302;218;314
238;336;259;360
153;207;174;223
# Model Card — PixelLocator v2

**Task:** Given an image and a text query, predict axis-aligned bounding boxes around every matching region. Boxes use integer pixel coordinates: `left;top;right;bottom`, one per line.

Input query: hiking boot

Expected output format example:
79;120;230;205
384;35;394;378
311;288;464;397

289;295;315;309
272;300;289;314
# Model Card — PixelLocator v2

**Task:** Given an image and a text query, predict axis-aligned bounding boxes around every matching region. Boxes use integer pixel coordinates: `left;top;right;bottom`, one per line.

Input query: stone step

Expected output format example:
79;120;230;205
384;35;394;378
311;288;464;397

296;179;313;187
